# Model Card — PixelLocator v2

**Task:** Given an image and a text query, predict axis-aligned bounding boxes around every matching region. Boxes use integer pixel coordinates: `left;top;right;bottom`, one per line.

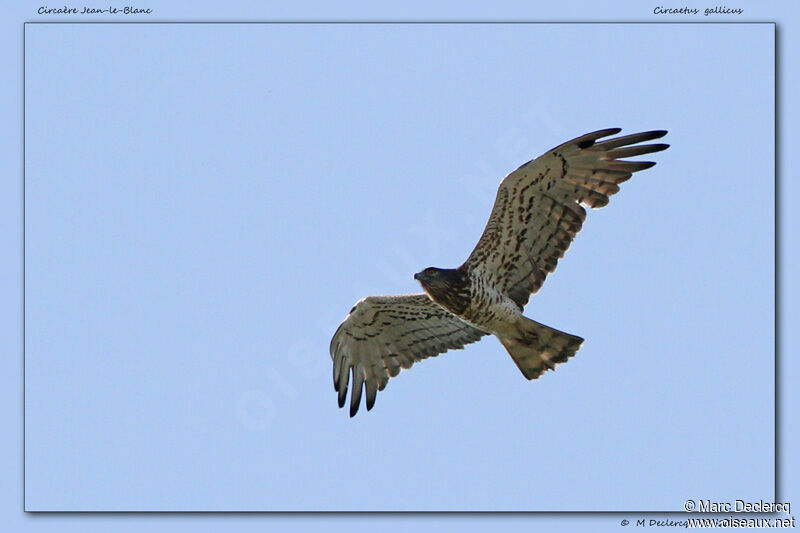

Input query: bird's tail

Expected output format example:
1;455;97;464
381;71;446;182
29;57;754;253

498;317;584;380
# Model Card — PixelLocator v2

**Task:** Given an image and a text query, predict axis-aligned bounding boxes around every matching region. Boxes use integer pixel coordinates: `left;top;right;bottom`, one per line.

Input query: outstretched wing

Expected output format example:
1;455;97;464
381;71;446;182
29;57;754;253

330;293;487;416
463;128;668;307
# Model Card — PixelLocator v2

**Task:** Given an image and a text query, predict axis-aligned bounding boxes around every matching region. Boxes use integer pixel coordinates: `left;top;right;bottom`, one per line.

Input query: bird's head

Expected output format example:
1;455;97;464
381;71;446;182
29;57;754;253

413;266;445;287
413;267;470;314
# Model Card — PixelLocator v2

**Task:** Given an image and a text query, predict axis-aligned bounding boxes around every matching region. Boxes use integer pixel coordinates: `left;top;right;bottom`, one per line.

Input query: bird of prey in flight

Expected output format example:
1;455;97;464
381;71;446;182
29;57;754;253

330;128;668;416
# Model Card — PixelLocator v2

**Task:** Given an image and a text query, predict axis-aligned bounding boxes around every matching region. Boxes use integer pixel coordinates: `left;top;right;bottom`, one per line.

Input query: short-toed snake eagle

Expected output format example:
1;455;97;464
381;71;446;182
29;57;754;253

330;128;669;416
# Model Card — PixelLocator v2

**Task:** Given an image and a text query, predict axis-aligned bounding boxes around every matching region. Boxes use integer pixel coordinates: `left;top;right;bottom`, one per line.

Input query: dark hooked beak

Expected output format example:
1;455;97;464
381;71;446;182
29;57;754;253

413;271;423;281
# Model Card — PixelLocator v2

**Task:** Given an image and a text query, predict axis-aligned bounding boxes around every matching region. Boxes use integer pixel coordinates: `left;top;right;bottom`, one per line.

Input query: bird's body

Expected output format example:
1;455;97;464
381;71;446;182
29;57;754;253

330;128;669;416
462;283;522;335
417;266;521;334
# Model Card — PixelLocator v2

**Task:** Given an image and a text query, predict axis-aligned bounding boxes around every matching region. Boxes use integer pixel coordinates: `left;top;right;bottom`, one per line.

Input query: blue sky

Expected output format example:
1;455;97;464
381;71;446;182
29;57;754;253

24;22;774;511
2;1;795;532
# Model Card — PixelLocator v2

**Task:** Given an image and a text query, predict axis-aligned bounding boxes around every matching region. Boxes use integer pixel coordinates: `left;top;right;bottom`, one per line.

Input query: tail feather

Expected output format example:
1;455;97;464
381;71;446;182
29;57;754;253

499;317;584;380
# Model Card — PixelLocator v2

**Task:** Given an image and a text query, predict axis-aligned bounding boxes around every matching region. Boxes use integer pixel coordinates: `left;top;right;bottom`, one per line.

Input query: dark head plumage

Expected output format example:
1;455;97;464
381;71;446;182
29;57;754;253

414;267;471;315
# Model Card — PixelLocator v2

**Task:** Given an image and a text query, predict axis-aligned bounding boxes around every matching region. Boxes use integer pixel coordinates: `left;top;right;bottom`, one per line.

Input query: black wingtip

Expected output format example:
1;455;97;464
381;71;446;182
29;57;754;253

349;403;359;417
636;130;668;142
